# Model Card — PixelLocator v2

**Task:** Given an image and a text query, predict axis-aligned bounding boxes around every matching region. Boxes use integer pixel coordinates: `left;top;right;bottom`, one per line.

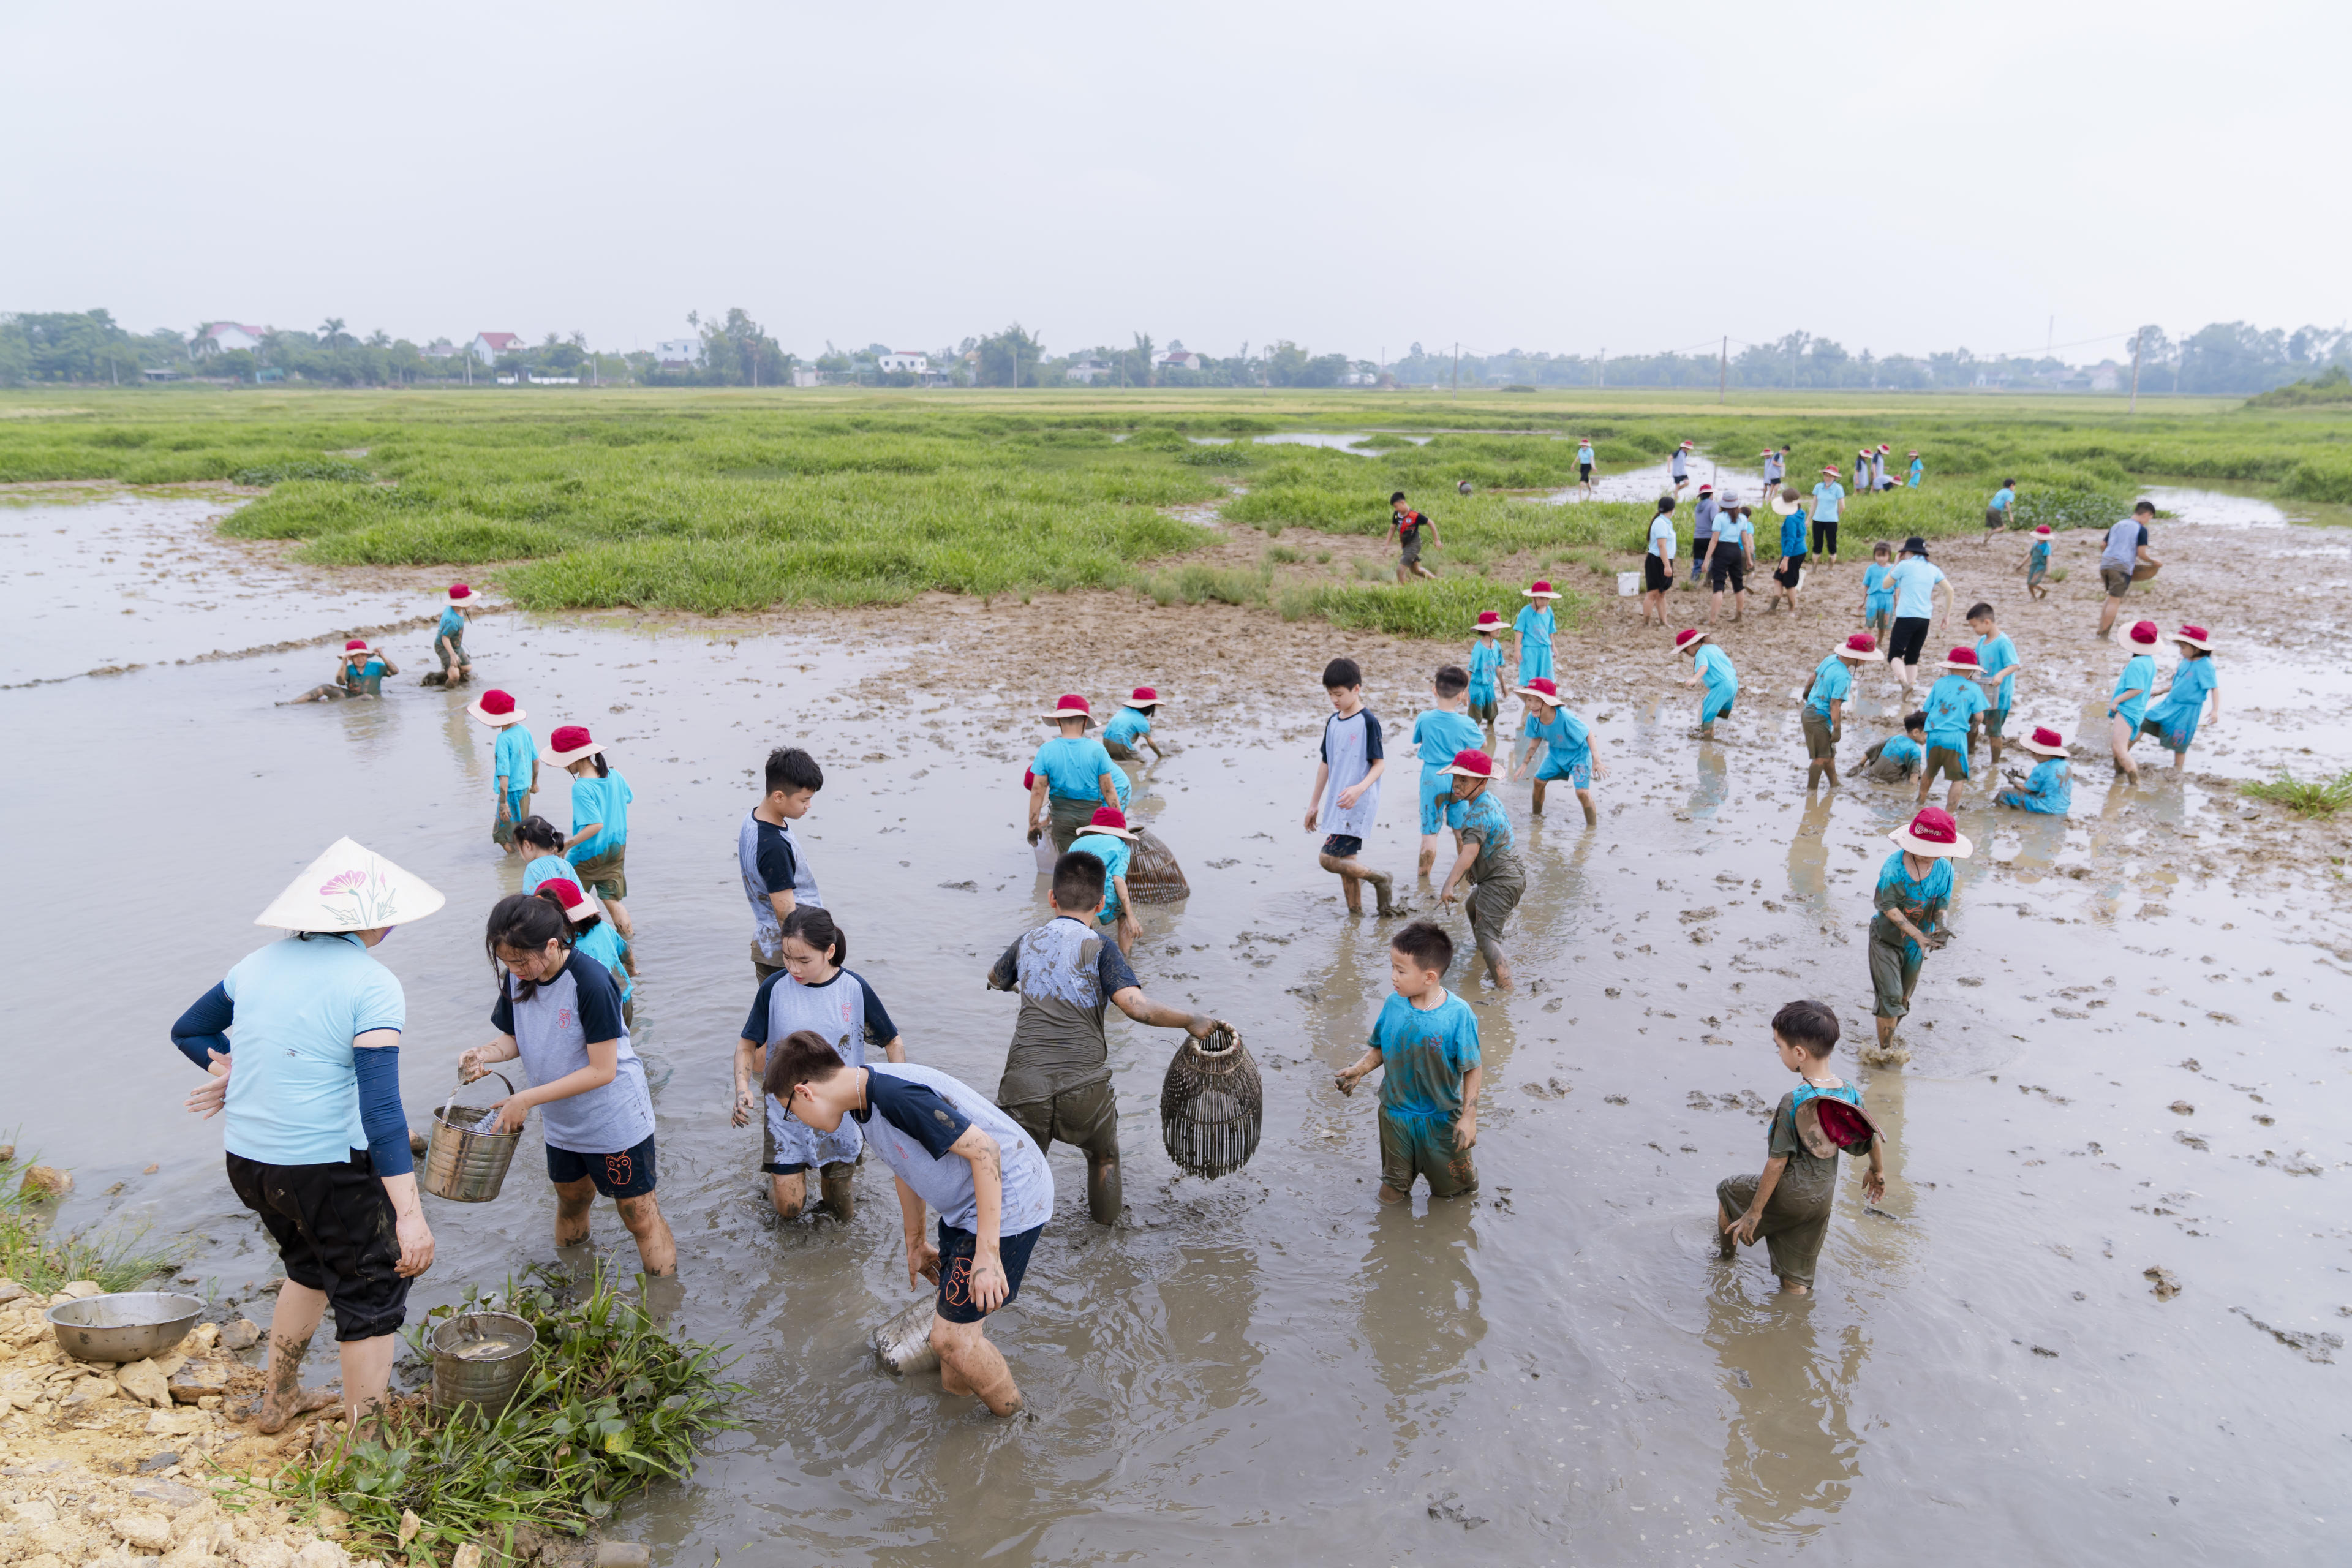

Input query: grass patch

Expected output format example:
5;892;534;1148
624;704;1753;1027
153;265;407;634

1136;562;1271;607
0;1150;179;1293
1263;544;1303;564
277;1269;738;1557
1277;576;1575;639
2240;768;2352;816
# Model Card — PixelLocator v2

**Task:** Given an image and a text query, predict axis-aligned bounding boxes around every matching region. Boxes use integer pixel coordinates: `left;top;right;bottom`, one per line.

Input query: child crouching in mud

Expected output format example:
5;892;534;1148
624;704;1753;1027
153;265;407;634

1716;1000;1885;1295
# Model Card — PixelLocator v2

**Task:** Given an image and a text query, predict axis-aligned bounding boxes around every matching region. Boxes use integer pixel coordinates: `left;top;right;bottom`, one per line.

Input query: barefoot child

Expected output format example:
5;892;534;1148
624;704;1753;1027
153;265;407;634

1512;676;1605;825
764;1031;1053;1416
1304;658;1398;916
1102;687;1166;762
1334;921;1482;1203
1466;613;1506;750
426;584;478;688
281;639;398;704
1801;635;1877;788
470;689;537;854
1411;667;1485;876
1714;1000;1885;1296
1858;713;1928;783
1434;750;1524;987
1392;492;1440;582
742;747;825;982
1767;488;1808;613
462;891;674;1275
1068;805;1143;953
1907;450;1923;488
1993;726;2073;815
549;725;635;940
1676;628;1738;738
1918;648;1991;810
1967;603;2022;772
1860;542;1896;646
1577;437;1597;498
2024;524;2053;600
535;878;634;1026
2107;622;2160;783
1029;695;1126;853
2140;626;2220;771
1868;807;1969;1060
1984;478;2017;543
734;906;906;1223
1512;579;1563;682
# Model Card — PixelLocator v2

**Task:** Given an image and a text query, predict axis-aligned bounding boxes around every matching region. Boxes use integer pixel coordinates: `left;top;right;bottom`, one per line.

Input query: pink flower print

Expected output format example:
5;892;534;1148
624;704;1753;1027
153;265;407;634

320;870;368;895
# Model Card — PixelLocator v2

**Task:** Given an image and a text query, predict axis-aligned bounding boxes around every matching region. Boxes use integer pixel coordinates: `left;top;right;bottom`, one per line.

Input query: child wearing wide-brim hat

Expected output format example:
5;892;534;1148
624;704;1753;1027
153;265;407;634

544;724;636;939
534;875;635;1026
471;690;540;854
426;584;478;689
1466;612;1506;741
2139;625;2221;769
1068;805;1144;952
1675;628;1738;738
1916;647;1992;809
1030;695;1128;853
1510;676;1605;825
1433;749;1526;987
1800;634;1877;789
2024;524;2054;599
1994;726;2074;816
2107;622;2162;783
1867;807;1970;1061
282;638;399;705
1103;687;1167;763
1512;581;1562;687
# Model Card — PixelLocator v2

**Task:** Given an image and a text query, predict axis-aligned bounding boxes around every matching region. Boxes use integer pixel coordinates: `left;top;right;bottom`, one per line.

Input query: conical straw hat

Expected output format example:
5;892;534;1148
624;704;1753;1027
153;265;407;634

254;837;447;931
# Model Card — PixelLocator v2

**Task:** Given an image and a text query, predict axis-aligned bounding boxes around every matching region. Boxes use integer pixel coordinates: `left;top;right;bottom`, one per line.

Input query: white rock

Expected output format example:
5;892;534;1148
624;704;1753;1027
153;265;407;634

292;1540;350;1568
116;1511;175;1552
233;1541;296;1568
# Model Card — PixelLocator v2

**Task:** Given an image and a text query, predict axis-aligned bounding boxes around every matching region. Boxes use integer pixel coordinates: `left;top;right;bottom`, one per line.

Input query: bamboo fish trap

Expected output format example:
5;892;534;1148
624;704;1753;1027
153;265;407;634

1123;826;1190;904
1160;1025;1263;1179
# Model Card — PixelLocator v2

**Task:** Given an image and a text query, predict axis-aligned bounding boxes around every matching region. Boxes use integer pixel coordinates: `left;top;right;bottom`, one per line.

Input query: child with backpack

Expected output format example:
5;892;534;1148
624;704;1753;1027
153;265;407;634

1716;1000;1886;1296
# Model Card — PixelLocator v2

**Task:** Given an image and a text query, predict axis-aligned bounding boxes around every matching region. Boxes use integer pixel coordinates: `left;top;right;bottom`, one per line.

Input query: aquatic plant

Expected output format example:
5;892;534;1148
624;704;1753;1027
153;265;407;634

2240;767;2352;816
0;1150;178;1292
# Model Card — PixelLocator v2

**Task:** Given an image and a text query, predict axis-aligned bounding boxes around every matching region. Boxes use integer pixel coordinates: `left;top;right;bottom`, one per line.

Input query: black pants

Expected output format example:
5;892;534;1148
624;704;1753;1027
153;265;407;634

1812;517;1839;556
225;1150;410;1341
1888;616;1932;666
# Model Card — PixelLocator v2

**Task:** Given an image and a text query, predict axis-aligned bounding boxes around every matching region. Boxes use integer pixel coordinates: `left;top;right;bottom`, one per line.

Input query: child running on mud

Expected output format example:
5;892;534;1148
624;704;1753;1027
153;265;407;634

1715;1000;1885;1296
1392;492;1439;582
1102;687;1166;762
1411;666;1485;878
1868;807;1969;1063
1512;676;1604;824
1675;628;1738;739
1466;612;1506;751
1304;658;1399;917
1433;750;1523;987
1335;920;1482;1203
281;639;398;704
2024;525;2054;600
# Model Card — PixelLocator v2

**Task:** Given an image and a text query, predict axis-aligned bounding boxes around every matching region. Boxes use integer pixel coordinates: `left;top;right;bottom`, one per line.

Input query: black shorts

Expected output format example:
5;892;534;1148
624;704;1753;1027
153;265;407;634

1578;462;1592;481
1644;554;1671;591
1321;834;1364;859
1774;554;1807;588
225;1150;410;1342
547;1133;658;1199
1888;616;1932;666
935;1217;1044;1324
1399;538;1423;565
1812;518;1839;555
1985;508;2008;531
1709;556;1746;593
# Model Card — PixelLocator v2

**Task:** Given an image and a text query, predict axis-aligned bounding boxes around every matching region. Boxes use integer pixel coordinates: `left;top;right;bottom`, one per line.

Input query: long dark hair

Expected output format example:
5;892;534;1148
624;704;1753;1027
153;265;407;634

583;752;610;778
778;905;846;968
515;816;565;854
487;892;571;1005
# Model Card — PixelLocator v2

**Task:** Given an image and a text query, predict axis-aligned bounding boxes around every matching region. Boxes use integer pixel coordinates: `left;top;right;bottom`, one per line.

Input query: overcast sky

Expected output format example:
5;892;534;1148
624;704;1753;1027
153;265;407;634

4;0;2342;363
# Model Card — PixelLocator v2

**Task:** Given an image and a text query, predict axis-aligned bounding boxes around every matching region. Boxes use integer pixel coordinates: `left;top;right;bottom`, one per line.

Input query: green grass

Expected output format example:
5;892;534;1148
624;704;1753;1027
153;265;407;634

2240;768;2352;816
0;1149;180;1293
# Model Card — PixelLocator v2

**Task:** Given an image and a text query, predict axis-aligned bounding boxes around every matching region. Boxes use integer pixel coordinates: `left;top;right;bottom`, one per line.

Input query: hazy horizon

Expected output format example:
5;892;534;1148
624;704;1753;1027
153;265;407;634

5;0;2343;363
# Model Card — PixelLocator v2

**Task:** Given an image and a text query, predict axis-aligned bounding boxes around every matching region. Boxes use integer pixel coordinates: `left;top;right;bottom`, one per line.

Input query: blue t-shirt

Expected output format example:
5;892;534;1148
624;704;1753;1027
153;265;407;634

1032;735;1120;802
2029;540;2051;569
1444;789;1515;861
1646;515;1676;559
1367;989;1482;1123
1068;831;1135;921
1694;644;1737;695
575;920;633;1003
1102;707;1151;748
1527;706;1591;764
1975;632;2019;709
1908;459;1923;486
220;933;406;1166
1411;708;1485;766
2111;653;2157;726
1874;851;1954;963
1577;443;1594;465
522;854;568;894
1513;603;1555;649
2148;657;2217;729
2010;758;2072;815
1711;513;1753;554
1923;673;1989;750
1890;557;1944;619
437;606;465;640
1863;562;1894;608
1467;638;1502;698
1876;734;1925;769
565;771;632;861
493;723;535;796
1990;487;2016;513
1779;510;1809;557
1812;481;1845;522
1807;655;1852;717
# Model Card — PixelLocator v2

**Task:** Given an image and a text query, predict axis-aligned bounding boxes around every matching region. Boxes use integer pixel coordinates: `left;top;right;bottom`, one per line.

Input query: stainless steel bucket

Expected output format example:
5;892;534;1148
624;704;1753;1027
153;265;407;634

430;1310;537;1415
421;1071;522;1203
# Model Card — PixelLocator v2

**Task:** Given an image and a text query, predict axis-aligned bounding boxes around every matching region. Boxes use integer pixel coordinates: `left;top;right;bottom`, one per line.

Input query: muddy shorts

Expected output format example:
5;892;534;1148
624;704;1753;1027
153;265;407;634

1802;710;1838;760
1869;936;1924;1019
1400;535;1423;566
1708;556;1746;594
935;1218;1044;1325
1466;869;1524;946
1468;694;1498;725
1102;738;1137;761
2027;566;2048;587
547;1133;657;1199
571;846;627;902
1418;767;1457;835
1378;1108;1477;1198
224;1150;410;1341
1001;1077;1119;1165
1321;834;1364;861
1534;750;1591;788
1700;687;1736;726
491;788;527;848
438;636;469;673
1047;793;1098;853
1716;1172;1832;1287
1924;744;1969;782
752;951;785;984
1985;508;2008;533
1985;706;2010;740
2101;566;2135;599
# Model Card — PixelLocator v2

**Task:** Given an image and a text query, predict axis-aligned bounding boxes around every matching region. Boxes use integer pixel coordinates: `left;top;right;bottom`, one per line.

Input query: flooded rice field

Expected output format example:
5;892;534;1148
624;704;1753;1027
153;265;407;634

6;486;2350;1564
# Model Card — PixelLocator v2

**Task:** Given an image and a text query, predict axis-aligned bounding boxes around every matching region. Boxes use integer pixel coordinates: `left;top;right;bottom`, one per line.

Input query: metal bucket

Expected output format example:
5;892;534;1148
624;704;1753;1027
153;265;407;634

430;1310;537;1415
872;1297;939;1376
421;1071;521;1203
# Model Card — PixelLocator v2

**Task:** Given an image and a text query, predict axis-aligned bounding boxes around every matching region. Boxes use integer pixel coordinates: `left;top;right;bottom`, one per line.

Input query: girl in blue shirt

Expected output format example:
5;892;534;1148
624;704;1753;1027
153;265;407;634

1995;727;2073;816
1676;628;1738;737
2106;622;2161;783
537;876;636;1025
1860;542;1897;646
2141;627;2220;769
1466;614;1506;745
547;724;636;939
516;818;569;893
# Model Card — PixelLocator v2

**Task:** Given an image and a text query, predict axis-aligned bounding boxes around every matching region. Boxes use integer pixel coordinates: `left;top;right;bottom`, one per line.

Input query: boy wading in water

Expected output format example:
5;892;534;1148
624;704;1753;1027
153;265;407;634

1305;658;1399;916
764;1032;1054;1416
1101;687;1166;762
1029;694;1126;853
1513;676;1604;825
987;851;1227;1224
1433;749;1524;988
1715;1000;1886;1295
1967;602;2022;773
1801;635;1877;790
1466;612;1507;752
1335;921;1482;1203
1411;666;1485;878
1868;807;1969;1063
426;583;478;688
2024;524;2053;600
1392;491;1440;582
743;746;825;982
282;639;398;704
469;688;538;854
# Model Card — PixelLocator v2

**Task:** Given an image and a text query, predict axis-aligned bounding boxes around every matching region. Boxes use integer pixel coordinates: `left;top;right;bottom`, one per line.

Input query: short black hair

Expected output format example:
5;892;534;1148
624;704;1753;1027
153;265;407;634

766;747;824;796
1390;920;1453;976
762;1028;850;1101
2003;477;2018;487
1965;601;1995;620
1054;849;1106;911
1434;664;1469;698
1773;999;1841;1058
2133;500;2157;516
1322;657;1362;690
1390;491;1408;505
1902;710;1927;732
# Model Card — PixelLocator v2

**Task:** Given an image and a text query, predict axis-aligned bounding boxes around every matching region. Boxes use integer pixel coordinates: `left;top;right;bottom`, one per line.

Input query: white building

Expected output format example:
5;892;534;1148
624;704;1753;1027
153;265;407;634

877;350;929;375
654;338;701;372
2089;361;2121;392
1066;358;1115;385
1154;348;1204;373
194;322;266;356
790;368;821;388
470;333;524;364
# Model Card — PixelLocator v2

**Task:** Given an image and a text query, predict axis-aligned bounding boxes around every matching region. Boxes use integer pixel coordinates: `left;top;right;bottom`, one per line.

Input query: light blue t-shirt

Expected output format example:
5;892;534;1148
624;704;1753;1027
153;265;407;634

2030;540;2051;570
1032;734;1121;802
1068;831;1134;922
1877;734;1925;769
1711;513;1753;554
437;606;465;640
1923;673;1989;750
2147;656;2217;732
493;723;535;796
565;771;632;862
1646;514;1677;559
1990;487;2016;514
1102;707;1151;748
2010;758;2072;816
1513;603;1555;650
1527;706;1591;766
1694;644;1737;695
1411;708;1485;766
574;919;633;1003
2111;653;2157;727
522;854;568;894
1863;562;1895;608
1367;990;1482;1123
220;934;405;1166
1807;655;1852;717
1975;632;2019;709
1890;557;1945;619
1908;459;1923;486
1467;638;1502;698
1577;443;1594;465
1812;481;1845;522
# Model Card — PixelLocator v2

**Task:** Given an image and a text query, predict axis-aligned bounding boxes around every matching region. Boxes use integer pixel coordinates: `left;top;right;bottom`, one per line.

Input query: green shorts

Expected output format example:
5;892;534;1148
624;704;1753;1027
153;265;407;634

1047;793;1098;854
1000;1076;1119;1163
2101;566;2134;599
1378;1108;1477;1199
1802;710;1838;760
1716;1172;1833;1287
1102;738;1138;761
1985;706;2010;739
1869;936;1923;1019
438;636;469;673
1467;696;1498;725
1924;744;1969;782
1465;869;1525;948
571;846;627;902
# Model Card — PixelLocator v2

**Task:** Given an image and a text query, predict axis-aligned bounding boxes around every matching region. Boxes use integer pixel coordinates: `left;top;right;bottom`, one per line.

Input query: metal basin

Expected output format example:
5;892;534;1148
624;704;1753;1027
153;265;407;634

430;1311;538;1416
46;1292;205;1363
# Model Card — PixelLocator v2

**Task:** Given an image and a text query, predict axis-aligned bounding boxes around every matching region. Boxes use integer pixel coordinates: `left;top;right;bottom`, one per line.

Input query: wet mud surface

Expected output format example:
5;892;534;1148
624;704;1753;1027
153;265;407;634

6;487;2350;1562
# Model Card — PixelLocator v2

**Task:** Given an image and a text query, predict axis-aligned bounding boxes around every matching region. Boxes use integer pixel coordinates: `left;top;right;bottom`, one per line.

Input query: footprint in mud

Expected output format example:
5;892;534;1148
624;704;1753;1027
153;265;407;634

1520;1078;1570;1101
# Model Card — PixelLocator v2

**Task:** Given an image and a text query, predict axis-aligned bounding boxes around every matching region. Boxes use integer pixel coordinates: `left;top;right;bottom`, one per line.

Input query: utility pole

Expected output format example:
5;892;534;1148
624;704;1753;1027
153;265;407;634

1452;342;1459;399
1716;335;1727;404
2128;333;2142;414
1598;348;1605;390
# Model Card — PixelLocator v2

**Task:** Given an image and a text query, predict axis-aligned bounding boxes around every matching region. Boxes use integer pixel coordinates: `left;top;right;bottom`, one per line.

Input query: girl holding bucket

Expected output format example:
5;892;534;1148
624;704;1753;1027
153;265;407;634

460;892;674;1275
546;725;635;941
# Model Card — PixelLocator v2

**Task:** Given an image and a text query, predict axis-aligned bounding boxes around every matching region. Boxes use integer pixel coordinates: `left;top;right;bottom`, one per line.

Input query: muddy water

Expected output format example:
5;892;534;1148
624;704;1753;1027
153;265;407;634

9;492;2350;1563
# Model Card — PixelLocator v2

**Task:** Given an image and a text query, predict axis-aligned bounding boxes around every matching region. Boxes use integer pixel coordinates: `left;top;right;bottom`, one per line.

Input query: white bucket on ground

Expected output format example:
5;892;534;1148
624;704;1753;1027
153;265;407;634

1616;571;1640;597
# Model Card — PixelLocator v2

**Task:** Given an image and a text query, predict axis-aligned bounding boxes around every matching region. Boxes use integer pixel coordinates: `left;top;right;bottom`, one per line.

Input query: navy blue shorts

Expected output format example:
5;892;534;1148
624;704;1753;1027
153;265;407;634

1321;834;1364;860
547;1133;657;1199
936;1218;1044;1324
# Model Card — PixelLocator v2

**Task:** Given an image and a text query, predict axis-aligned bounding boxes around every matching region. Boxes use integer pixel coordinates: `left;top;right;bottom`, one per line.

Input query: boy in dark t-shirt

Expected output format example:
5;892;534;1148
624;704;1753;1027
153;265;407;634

1391;491;1439;582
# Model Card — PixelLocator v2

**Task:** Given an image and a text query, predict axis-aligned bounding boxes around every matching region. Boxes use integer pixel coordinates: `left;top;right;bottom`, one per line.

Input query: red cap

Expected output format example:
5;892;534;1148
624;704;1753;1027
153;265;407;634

1944;647;1979;667
1446;748;1495;778
1129;686;1159;703
477;688;518;717
2129;620;2158;644
2030;727;2064;748
550;723;595;752
1088;805;1128;831
1906;807;1960;846
1674;627;1707;652
1844;633;1877;654
535;878;595;919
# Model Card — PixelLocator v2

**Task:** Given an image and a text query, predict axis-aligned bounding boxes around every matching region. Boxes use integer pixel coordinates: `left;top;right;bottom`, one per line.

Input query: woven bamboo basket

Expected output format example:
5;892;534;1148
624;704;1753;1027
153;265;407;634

1160;1025;1263;1179
1125;827;1190;904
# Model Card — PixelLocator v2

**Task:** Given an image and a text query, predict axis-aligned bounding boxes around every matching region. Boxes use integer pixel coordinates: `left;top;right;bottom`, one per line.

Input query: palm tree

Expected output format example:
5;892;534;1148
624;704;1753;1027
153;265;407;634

318;317;350;349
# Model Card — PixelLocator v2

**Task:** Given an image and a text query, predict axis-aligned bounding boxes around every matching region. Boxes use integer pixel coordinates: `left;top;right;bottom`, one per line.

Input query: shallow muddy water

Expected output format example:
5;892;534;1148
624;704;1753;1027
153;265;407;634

7;492;2350;1564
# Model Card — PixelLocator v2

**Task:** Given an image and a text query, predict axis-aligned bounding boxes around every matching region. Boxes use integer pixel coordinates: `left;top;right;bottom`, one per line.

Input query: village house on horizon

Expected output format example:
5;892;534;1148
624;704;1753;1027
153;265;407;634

654;338;702;373
469;331;524;365
192;322;266;357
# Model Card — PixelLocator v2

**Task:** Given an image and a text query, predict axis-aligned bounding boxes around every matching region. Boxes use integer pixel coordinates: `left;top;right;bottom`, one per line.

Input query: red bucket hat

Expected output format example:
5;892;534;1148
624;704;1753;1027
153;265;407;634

1939;646;1980;671
1439;748;1496;779
1835;633;1877;660
2128;620;2159;645
1472;609;1505;631
535;877;598;922
543;724;603;766
343;638;371;653
2018;726;2068;758
1674;627;1710;654
1080;805;1137;840
1890;806;1972;858
1522;580;1561;600
1515;676;1565;705
2173;624;2213;652
1123;687;1163;708
447;582;478;604
1041;693;1095;724
467;687;526;727
1821;464;1841;477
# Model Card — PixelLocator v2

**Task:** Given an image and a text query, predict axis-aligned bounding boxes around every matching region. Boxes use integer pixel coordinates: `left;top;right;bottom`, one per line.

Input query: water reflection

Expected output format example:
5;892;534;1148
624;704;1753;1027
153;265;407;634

1690;744;1730;820
1359;1198;1485;1453
1705;1280;1866;1535
1785;796;1834;904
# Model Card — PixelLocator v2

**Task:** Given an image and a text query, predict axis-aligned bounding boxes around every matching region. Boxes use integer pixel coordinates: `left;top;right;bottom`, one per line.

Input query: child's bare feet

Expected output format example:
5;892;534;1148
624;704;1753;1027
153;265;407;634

1779;1280;1812;1295
254;1385;342;1434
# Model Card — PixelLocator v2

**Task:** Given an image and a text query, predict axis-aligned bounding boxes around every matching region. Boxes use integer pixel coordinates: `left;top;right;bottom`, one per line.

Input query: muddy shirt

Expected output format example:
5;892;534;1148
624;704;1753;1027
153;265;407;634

853;1063;1054;1235
1467;639;1502;702
987;916;1141;1104
1445;790;1521;886
1367;989;1480;1123
1766;1090;1839;1212
1871;851;1953;963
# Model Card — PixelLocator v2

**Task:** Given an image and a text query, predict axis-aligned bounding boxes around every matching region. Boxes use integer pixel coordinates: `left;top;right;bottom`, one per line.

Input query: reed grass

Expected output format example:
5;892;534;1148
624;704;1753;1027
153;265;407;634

2240;768;2352;816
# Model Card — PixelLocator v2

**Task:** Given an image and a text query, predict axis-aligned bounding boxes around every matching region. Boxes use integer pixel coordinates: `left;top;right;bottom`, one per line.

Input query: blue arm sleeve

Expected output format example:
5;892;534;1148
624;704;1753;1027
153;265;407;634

353;1046;414;1177
172;983;235;1070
